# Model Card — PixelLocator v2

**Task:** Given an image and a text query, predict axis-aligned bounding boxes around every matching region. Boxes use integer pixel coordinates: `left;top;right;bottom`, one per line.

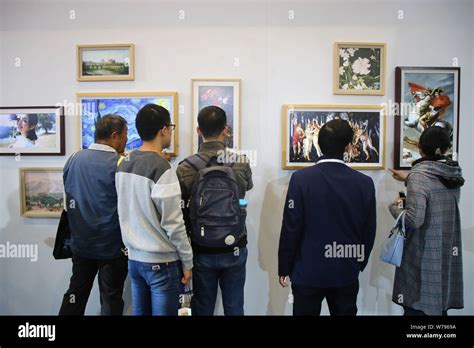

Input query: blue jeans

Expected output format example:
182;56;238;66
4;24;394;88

128;259;183;316
192;247;247;316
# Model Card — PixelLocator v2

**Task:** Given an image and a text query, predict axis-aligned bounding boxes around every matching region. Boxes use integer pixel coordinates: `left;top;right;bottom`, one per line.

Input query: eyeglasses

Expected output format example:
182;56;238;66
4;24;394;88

165;124;176;130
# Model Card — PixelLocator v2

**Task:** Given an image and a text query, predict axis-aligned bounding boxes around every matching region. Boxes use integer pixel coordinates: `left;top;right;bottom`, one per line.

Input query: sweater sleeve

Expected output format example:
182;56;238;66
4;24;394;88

278;173;304;277
151;169;193;270
389;173;428;231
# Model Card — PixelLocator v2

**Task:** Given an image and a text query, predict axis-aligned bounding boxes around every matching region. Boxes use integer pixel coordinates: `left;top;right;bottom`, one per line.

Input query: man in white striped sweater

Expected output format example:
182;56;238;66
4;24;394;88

116;104;193;316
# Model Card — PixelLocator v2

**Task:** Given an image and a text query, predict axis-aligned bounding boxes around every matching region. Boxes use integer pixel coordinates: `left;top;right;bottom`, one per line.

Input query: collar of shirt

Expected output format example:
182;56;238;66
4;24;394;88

316;155;347;166
198;141;226;154
88;143;117;153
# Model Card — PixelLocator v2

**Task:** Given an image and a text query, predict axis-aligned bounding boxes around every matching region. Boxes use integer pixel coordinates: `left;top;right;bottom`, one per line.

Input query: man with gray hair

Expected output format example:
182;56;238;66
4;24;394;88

59;114;129;316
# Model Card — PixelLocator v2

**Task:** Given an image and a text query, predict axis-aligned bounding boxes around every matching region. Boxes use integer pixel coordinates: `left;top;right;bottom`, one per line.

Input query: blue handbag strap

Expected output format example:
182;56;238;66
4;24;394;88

390;211;406;238
397;211;406;237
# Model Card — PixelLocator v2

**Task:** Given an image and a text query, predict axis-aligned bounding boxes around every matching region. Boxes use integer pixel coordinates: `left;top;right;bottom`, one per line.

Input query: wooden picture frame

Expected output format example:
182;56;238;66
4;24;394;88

77;44;135;82
394;66;461;169
0;106;65;156
191;78;241;153
334;42;386;96
19;167;64;218
77;92;179;156
282;104;386;170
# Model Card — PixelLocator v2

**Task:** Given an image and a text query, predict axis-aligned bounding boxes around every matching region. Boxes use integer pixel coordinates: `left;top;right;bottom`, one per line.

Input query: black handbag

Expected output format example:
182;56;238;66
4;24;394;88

53;209;72;259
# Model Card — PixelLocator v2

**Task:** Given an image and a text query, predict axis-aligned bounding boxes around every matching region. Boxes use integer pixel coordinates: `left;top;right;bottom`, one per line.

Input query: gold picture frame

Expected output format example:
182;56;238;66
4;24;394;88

282;104;386;170
333;42;386;96
19;167;64;218
76;92;179;156
77;44;135;82
191;78;241;153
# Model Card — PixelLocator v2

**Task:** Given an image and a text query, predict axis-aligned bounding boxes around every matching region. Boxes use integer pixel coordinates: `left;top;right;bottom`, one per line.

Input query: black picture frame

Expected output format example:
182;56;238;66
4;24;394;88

0;105;65;156
394;67;460;170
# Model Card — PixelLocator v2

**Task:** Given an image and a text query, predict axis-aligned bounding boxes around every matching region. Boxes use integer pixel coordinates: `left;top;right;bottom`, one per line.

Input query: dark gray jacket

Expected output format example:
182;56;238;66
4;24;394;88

64;143;124;259
389;158;465;315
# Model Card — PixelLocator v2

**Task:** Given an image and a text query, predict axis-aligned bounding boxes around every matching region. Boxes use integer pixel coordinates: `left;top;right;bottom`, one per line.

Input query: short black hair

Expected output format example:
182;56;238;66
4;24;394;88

419;126;451;157
95;114;127;141
318;119;354;157
198;106;227;138
136;104;170;141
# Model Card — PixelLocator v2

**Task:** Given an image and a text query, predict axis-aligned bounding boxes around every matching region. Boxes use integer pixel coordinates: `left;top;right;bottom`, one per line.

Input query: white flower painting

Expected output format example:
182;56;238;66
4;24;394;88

334;42;386;95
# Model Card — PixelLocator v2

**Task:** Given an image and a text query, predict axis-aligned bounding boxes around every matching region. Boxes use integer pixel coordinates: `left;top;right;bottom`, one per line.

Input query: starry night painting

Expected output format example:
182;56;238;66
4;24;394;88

79;93;177;154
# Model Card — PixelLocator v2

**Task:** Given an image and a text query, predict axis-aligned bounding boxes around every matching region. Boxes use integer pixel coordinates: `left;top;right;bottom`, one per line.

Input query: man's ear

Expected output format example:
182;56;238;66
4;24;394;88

197;127;202;136
160;127;169;136
111;131;119;141
221;127;228;137
220;125;231;138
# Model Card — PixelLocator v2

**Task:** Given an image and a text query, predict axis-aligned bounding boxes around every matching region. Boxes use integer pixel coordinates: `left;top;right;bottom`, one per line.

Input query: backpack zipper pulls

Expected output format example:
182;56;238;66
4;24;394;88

199;194;203;206
201;226;205;237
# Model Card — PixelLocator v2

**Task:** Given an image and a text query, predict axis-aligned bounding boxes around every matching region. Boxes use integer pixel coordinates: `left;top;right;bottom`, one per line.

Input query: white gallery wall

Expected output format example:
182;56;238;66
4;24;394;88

0;0;473;315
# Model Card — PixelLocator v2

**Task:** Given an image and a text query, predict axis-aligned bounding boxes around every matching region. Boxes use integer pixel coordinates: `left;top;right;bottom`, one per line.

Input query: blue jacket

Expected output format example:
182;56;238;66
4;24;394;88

64;143;124;259
278;157;376;288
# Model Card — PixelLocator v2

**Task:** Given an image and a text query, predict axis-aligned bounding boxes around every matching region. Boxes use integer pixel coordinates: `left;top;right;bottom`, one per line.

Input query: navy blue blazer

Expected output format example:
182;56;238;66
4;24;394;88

278;157;376;288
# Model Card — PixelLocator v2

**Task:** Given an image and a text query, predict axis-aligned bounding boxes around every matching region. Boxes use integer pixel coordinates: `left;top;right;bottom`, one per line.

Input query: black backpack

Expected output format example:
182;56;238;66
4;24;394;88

184;154;246;248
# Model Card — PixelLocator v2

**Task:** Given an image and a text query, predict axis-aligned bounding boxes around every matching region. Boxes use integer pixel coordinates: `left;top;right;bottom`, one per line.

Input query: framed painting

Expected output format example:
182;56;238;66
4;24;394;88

77;92;179;156
191;78;241;152
0;106;65;156
334;42;386;96
394;67;460;169
282;104;386;170
19;167;64;218
77;44;135;81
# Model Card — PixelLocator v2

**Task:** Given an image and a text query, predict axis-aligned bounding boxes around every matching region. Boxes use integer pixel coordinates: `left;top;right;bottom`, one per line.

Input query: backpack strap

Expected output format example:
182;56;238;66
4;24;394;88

117;155;126;167
224;161;236;168
184;154;208;172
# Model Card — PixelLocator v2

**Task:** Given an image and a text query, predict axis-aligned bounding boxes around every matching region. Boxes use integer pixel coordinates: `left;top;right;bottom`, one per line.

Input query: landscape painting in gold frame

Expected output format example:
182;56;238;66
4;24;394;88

77;44;135;82
19;167;64;218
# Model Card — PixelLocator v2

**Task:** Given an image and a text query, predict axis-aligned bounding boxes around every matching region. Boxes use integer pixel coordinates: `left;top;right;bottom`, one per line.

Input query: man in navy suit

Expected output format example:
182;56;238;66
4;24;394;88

278;119;376;316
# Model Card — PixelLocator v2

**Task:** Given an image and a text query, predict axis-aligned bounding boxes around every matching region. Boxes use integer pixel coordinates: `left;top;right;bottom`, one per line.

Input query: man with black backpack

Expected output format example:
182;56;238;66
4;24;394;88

177;105;253;316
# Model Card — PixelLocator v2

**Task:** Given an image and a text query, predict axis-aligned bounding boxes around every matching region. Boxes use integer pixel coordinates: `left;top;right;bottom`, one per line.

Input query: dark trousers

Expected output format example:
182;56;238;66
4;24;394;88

403;306;448;316
59;254;128;316
292;280;359;316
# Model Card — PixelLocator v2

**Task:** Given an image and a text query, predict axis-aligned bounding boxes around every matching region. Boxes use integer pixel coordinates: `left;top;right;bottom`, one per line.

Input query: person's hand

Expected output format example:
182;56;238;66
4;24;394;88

161;150;172;162
279;276;289;288
392;194;404;208
182;269;192;285
388;168;408;182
